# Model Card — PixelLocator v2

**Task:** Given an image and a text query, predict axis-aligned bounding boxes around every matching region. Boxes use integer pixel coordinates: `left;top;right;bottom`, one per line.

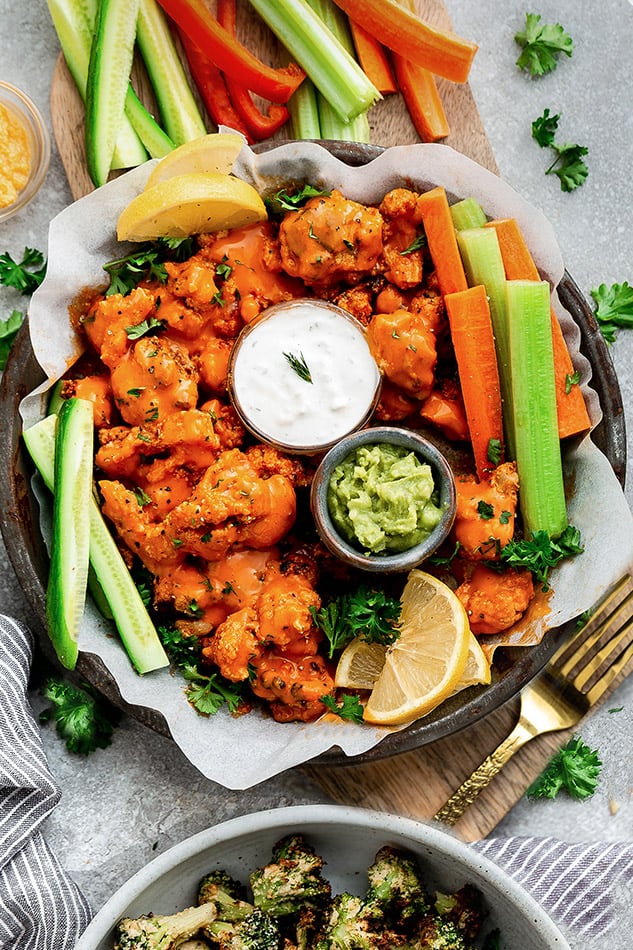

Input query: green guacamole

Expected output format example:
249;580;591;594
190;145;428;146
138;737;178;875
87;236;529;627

327;442;443;555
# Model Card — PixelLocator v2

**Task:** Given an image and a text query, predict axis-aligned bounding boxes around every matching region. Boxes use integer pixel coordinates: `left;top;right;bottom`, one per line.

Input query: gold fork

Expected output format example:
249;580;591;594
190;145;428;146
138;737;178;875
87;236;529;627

434;574;633;826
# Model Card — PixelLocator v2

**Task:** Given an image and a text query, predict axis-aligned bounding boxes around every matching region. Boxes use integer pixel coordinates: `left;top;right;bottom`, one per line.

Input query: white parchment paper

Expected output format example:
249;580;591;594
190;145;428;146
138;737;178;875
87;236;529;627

20;141;633;789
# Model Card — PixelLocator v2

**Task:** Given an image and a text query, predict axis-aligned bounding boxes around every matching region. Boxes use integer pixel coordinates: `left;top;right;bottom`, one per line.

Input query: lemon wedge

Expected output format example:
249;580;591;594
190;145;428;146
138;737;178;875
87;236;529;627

452;631;491;693
117;172;267;242
335;639;388;690
144;133;245;190
363;570;471;725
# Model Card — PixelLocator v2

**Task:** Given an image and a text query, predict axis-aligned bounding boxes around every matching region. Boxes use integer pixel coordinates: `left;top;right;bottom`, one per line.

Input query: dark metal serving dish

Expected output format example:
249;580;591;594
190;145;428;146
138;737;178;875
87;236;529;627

0;141;626;766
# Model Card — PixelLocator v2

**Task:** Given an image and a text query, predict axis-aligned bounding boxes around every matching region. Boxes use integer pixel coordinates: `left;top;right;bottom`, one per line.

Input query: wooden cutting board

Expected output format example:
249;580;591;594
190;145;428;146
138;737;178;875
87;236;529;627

47;0;626;841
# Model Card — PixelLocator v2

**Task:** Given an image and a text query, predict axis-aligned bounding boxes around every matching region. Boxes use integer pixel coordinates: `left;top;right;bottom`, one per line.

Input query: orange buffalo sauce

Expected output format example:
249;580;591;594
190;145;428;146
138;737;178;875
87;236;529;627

0;102;31;208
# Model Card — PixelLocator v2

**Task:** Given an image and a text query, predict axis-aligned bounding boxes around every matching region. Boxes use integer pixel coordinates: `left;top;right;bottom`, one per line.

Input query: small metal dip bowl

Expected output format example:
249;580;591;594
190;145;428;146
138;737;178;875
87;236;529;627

0;81;51;223
310;426;457;574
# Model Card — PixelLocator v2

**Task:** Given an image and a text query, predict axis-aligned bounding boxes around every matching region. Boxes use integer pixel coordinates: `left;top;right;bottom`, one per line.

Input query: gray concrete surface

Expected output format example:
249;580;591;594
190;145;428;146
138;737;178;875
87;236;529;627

1;1;632;946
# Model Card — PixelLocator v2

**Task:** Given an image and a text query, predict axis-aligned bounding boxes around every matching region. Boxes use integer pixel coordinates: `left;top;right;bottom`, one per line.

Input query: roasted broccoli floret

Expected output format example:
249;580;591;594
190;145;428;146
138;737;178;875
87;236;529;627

365;846;430;921
249;834;332;918
433;884;485;941
113;903;217;950
198;870;253;922
204;907;281;950
408;914;472;950
313;891;394;950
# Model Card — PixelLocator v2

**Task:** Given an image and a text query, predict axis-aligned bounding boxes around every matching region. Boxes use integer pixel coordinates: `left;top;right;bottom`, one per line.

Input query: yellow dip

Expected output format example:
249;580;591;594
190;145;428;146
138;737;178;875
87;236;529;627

0;102;31;208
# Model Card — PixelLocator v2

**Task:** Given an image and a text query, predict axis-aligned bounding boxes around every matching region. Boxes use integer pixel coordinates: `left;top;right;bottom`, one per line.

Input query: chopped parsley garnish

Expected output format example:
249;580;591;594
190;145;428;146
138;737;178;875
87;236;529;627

515;13;573;77
565;370;581;393
477;501;495;520
321;693;365;723
499;524;584;589
125;316;165;339
265;184;330;214
487;438;502;466
103;237;195;296
400;234;427;255
181;664;245;716
311;586;401;659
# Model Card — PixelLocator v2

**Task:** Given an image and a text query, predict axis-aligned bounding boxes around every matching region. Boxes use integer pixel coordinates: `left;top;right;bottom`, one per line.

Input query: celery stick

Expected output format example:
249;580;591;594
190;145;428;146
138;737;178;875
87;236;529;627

506;280;568;539
136;0;207;147
450;197;487;230
288;77;322;139
247;0;380;122
306;0;371;142
457;226;516;458
46;0;148;170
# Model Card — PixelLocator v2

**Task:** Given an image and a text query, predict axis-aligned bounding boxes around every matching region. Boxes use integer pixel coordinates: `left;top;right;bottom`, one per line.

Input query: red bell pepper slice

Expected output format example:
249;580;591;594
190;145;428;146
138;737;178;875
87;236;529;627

156;0;305;103
216;0;289;140
176;28;253;142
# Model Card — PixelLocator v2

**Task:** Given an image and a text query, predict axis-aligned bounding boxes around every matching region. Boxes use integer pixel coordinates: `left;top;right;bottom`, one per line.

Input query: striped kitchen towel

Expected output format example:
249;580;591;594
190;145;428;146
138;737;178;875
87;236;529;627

0;615;91;949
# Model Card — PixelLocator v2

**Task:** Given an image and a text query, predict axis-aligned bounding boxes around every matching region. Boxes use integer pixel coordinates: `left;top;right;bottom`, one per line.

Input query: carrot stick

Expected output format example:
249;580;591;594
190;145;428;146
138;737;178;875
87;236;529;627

348;19;397;94
415;186;468;296
392;55;449;141
330;0;478;83
444;285;505;480
485;217;591;439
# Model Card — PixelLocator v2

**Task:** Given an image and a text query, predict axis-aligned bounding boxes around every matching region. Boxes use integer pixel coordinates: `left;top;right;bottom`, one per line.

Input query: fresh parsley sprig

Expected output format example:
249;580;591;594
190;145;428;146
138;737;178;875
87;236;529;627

39;677;120;755
590;281;633;343
515;13;573;77
265;185;330;214
181;664;245;716
311;585;401;659
320;693;365;723
103;236;195;296
0;247;47;294
499;525;584;589
526;736;602;800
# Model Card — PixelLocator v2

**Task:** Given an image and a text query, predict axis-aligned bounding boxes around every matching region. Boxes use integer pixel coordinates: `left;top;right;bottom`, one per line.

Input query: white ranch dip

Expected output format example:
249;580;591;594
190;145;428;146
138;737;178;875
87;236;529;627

228;299;381;452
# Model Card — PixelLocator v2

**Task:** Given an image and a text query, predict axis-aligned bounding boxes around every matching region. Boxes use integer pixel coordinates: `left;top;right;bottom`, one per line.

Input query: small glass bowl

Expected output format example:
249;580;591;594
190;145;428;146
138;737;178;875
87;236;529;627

227;299;382;455
0;81;51;223
310;426;457;574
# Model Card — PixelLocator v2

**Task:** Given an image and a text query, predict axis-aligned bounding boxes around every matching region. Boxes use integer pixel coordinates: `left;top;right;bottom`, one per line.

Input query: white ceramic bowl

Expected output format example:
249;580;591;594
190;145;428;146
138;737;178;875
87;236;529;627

75;805;570;950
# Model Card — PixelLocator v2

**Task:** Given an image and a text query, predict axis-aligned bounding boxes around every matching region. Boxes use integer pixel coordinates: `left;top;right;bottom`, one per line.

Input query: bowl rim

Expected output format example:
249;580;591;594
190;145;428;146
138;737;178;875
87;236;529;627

0;141;626;765
0;80;51;222
74;804;571;950
310;424;457;572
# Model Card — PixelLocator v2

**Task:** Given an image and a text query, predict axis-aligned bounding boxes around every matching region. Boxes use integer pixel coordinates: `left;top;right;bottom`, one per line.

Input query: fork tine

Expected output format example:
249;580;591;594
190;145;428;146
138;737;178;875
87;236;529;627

572;616;633;696
556;591;633;679
585;632;633;705
550;575;633;673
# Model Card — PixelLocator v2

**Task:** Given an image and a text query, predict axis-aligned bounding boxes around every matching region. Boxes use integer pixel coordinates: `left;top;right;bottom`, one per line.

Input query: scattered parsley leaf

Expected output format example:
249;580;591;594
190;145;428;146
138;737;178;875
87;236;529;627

39;677;119;755
0;309;24;369
565;370;581;393
526;736;602;800
487;438;502;466
321;693;365;723
515;13;573;77
590;281;633;343
546;142;589;192
477;500;495;521
0;247;47;294
125;316;165;340
531;107;560;148
608;705;624;714
181;664;245;716
499;524;584;589
265;185;330;214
